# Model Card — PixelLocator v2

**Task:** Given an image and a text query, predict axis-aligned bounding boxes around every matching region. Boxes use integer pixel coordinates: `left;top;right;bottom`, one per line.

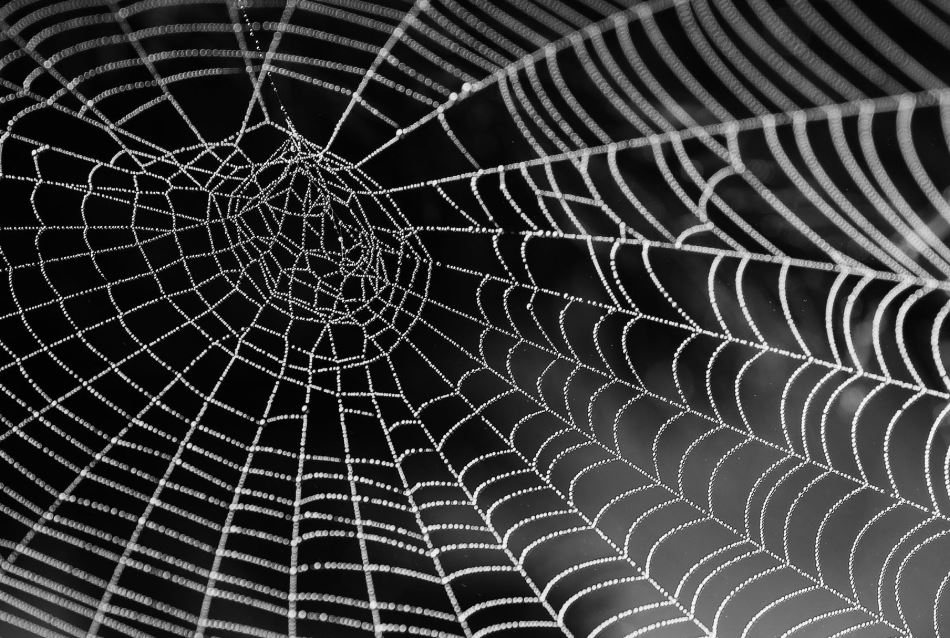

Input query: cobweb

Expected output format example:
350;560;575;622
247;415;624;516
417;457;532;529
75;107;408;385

0;0;949;636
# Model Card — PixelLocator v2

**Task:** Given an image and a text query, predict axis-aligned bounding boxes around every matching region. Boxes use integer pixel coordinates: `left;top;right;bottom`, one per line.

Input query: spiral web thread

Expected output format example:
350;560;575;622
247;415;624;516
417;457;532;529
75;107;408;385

1;1;950;637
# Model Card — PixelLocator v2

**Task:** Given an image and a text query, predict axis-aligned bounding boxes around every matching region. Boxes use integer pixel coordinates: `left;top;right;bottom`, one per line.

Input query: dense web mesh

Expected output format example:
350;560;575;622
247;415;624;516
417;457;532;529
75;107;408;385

1;1;950;637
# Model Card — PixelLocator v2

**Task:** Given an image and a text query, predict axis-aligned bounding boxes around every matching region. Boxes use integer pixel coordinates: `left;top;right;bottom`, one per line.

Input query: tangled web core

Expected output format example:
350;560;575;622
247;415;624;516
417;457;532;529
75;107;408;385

1;1;950;637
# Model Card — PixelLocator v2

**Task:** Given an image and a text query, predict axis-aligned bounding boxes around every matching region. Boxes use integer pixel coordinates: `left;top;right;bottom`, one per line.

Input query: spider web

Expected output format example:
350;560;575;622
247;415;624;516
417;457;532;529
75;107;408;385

0;0;949;636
